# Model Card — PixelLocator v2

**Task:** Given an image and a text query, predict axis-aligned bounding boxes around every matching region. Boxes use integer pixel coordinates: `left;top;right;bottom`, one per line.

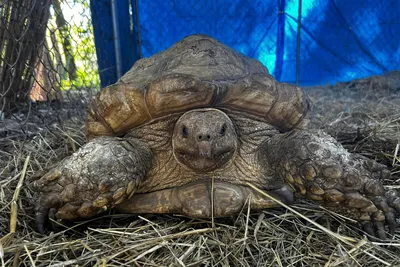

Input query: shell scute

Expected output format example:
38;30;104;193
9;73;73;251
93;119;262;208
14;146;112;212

146;74;217;118
87;84;149;138
87;35;310;137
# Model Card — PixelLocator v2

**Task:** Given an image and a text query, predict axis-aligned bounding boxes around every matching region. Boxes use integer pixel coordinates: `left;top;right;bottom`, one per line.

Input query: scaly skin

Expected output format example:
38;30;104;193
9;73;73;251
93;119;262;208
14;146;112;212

262;130;400;239
32;137;152;233
32;110;399;239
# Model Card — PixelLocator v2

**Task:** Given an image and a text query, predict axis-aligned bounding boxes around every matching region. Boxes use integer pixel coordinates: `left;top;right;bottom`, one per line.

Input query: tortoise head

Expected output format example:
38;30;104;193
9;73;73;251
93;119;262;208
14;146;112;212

172;108;237;172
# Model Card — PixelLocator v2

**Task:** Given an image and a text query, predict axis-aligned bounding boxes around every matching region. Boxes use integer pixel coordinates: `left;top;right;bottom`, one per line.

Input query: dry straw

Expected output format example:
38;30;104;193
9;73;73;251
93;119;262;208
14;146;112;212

0;76;400;266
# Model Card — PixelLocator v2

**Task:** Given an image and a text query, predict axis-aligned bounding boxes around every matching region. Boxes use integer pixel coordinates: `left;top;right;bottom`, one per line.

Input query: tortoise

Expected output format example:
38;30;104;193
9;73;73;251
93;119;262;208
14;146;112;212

32;34;400;238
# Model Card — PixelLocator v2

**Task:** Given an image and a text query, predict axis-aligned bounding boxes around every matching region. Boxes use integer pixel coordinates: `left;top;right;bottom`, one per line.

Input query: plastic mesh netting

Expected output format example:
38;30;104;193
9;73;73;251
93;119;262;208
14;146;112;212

137;0;400;85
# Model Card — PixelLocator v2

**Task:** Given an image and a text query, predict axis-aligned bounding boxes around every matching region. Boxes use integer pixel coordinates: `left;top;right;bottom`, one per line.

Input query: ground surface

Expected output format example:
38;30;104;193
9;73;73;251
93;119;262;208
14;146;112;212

0;73;399;266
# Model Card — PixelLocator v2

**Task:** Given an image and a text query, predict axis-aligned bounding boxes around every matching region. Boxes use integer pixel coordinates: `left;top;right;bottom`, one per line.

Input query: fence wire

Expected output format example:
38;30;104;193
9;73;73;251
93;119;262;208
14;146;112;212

0;1;399;168
0;0;98;145
0;2;399;266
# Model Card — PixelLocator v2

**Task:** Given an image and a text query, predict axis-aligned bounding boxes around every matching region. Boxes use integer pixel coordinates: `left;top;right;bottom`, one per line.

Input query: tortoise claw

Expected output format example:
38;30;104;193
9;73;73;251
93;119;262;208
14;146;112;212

362;221;375;237
363;221;388;241
374;221;387;240
379;206;397;234
35;206;49;234
49;208;67;232
35;203;67;233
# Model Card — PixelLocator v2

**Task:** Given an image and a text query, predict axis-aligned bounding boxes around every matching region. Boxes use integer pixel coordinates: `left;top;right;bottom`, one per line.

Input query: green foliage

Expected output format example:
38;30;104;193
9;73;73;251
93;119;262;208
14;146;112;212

60;22;100;90
49;0;100;91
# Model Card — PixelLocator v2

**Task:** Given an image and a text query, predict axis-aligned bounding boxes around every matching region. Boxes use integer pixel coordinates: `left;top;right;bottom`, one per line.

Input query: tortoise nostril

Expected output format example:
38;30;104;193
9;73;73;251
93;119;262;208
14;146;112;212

197;134;212;141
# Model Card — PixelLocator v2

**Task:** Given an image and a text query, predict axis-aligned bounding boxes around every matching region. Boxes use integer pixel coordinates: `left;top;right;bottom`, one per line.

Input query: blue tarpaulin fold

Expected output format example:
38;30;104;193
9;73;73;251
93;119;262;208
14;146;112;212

91;0;400;87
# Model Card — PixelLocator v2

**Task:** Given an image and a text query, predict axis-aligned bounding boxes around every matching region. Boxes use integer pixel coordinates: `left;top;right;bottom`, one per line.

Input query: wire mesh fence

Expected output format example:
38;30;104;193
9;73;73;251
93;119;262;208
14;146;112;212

1;0;99;103
0;0;399;195
1;0;98;112
0;1;399;266
0;0;98;166
0;0;100;186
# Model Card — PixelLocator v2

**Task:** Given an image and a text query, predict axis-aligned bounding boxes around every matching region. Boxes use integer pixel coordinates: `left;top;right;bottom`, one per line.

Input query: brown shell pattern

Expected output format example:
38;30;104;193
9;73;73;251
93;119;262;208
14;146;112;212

87;35;310;138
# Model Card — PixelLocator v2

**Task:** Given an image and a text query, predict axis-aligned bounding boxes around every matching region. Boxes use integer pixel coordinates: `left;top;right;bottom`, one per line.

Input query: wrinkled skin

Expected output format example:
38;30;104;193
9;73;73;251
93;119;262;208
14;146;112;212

32;108;400;239
31;35;400;239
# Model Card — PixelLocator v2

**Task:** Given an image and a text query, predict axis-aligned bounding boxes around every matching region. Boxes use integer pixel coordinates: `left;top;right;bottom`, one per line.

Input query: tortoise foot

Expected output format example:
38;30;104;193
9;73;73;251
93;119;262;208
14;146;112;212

31;137;151;233
267;130;399;239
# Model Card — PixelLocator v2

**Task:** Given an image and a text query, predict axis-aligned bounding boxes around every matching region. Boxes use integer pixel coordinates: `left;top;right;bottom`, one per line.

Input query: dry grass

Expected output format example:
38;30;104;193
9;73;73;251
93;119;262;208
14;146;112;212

1;75;400;266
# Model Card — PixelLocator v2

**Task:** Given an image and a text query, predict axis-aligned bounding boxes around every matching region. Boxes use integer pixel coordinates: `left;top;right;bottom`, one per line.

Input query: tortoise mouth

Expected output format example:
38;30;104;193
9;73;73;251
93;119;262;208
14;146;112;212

175;149;234;172
115;180;294;218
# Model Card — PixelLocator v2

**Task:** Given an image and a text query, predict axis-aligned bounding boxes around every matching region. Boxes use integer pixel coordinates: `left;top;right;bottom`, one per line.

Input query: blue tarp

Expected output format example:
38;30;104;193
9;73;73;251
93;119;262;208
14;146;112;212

91;0;400;87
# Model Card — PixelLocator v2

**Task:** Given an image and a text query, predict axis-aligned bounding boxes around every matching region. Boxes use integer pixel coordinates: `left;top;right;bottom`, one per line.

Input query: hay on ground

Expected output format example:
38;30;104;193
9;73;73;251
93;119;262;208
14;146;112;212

0;73;399;266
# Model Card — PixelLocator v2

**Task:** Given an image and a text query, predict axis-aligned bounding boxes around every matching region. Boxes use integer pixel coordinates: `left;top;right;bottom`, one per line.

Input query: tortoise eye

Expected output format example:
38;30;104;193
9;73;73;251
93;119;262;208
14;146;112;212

220;124;226;136
182;126;189;137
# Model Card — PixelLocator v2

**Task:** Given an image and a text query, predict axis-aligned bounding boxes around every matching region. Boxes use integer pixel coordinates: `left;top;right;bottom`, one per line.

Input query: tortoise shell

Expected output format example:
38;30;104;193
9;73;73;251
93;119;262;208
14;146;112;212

87;35;310;138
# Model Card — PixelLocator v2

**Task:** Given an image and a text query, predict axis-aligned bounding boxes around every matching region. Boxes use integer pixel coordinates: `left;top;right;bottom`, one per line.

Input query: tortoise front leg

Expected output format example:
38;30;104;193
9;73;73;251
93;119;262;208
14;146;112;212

31;136;152;233
261;130;400;239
